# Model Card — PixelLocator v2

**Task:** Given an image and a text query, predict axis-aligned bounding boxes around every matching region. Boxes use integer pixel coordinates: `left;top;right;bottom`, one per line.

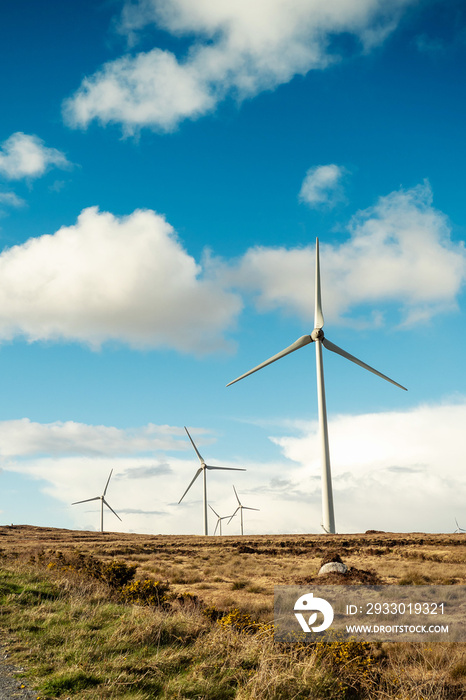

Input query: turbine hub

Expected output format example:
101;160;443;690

311;328;324;341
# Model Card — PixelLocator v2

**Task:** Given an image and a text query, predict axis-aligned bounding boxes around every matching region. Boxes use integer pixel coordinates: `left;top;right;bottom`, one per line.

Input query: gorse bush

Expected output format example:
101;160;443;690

120;578;170;607
39;549;137;589
218;608;273;636
99;560;137;589
313;634;376;693
202;604;225;622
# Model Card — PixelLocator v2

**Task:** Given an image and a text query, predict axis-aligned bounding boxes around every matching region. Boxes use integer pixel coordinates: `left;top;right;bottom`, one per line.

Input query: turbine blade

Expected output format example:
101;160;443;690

184;426;205;464
233;484;241;506
243;507;260;512
71;496;100;505
103;498;122;521
209;504;220;519
103;469;113;497
205;465;246;472
315;238;324;329
228;507;240;524
322;338;407;391
178;467;203;504
214;520;219;535
227;335;313;387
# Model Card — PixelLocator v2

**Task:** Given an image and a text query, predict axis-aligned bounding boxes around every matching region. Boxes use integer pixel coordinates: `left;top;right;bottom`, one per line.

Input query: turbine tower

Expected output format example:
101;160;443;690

209;504;234;535
72;469;122;533
228;485;259;535
179;426;245;535
227;238;406;534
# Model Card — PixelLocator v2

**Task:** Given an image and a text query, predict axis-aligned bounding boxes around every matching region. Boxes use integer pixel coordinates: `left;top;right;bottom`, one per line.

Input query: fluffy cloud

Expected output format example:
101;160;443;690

0;206;241;352
0;419;188;457
270;398;466;532
231;182;466;327
6;455;176;531
0;191;25;216
2;424;253;534
0;419;213;532
0;183;463;352
299;164;347;207
4;401;465;534
0;192;24;208
0;132;69;180
64;0;413;132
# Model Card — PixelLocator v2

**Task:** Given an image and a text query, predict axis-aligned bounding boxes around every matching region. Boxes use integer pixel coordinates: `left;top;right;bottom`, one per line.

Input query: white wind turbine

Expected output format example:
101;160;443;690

227;238;407;534
179;426;246;535
454;518;465;533
72;469;122;533
209;505;234;536
228;485;260;536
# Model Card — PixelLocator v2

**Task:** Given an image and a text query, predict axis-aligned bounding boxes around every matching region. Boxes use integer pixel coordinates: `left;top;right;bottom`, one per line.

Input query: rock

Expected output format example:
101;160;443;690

320;551;344;567
318;561;348;575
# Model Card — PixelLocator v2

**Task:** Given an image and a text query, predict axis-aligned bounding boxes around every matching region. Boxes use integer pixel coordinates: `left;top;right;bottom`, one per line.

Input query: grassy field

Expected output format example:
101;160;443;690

0;525;465;699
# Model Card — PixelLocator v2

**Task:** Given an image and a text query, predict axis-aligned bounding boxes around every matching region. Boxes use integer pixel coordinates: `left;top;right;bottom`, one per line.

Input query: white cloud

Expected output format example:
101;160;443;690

6;455;176;532
2;426;257;534
0;191;25;216
299;164;346;207
299;164;347;207
0;419;210;532
230;182;466;327
0;132;69;180
270;398;466;533
0;419;187;457
0;206;241;352
64;0;414;132
0;183;463;352
3;401;466;534
0;192;25;208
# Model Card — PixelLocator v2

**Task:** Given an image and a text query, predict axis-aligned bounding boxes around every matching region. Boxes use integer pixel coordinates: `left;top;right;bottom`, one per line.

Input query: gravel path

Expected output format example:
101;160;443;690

0;646;38;700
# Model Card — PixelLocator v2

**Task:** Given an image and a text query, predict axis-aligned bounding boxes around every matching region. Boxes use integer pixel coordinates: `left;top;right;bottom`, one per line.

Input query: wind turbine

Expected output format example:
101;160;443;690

209;505;233;535
179;426;246;535
228;485;260;536
454;518;465;533
227;238;406;534
72;469;122;533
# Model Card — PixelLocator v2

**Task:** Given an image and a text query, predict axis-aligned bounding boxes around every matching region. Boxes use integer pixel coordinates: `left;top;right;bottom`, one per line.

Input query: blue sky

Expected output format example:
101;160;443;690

0;0;465;535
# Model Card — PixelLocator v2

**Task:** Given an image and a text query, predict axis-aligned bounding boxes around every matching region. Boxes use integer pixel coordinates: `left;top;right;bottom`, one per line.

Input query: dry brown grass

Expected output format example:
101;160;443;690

2;525;465;599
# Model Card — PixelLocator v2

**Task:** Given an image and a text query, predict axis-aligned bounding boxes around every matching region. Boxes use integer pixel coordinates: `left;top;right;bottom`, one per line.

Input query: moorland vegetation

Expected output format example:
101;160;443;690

0;525;465;699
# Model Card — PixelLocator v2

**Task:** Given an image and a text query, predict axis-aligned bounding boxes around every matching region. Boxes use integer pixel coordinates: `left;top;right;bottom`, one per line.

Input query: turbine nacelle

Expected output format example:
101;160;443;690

311;328;324;341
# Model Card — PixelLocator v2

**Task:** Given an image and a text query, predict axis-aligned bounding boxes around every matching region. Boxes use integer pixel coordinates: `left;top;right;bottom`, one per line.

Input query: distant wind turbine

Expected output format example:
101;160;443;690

179;426;246;535
72;469;122;533
227;238;407;534
209;504;234;536
228;485;259;536
454;518;465;533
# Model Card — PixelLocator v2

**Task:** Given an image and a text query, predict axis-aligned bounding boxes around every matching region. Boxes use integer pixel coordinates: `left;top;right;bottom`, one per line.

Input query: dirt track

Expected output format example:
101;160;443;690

0;645;37;700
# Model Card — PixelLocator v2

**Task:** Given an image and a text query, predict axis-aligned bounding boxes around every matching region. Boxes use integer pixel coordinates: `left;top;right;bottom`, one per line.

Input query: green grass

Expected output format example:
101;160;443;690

0;564;374;699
